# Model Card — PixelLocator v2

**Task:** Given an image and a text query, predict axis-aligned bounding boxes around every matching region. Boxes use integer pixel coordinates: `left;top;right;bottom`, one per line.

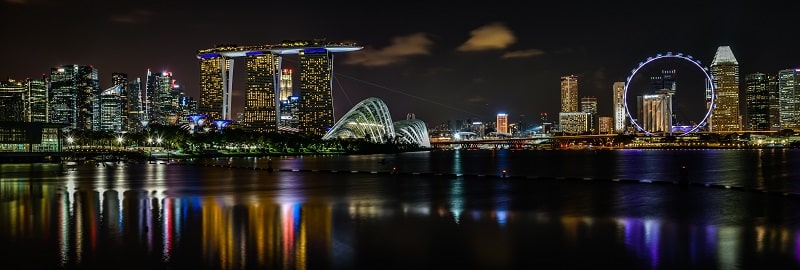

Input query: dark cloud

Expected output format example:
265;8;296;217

343;33;433;67
457;22;516;52
502;49;545;59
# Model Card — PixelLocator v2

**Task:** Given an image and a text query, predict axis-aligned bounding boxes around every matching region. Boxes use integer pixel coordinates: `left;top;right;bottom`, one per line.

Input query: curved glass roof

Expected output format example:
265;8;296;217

322;97;430;148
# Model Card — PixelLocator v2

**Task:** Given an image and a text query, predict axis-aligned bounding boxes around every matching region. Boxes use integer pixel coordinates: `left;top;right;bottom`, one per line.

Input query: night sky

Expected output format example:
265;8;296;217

2;0;798;126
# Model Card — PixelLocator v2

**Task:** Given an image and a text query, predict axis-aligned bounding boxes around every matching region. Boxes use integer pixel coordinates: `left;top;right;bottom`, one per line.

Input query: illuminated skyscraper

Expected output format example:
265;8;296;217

612;81;626;133
280;68;293;101
710;46;741;131
581;96;597;115
279;68;298;131
127;77;144;131
25;77;48;123
96;85;123;132
0;79;25;122
581;96;598;134
558;112;589;134
198;51;231;121
778;69;800;130
49;65;98;130
144;69;174;126
598;116;612;134
496;113;508;134
767;74;781;130
197;41;361;135
298;48;335;136
243;52;281;132
111;73;129;131
744;73;774;131
560;75;579;113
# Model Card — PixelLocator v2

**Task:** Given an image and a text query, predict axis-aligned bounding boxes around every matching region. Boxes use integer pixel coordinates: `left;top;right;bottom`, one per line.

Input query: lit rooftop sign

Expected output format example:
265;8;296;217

198;53;221;59
303;48;327;54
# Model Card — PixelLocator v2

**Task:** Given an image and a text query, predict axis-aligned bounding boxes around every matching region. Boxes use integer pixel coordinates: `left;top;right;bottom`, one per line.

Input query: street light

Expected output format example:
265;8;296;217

116;135;124;150
66;136;74;149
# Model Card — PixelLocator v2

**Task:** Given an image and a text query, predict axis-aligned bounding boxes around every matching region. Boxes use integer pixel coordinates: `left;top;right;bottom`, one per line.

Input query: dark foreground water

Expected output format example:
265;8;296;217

2;149;800;269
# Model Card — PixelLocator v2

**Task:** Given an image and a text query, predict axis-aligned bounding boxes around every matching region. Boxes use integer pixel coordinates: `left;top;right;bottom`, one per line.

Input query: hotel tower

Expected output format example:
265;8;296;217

197;40;362;136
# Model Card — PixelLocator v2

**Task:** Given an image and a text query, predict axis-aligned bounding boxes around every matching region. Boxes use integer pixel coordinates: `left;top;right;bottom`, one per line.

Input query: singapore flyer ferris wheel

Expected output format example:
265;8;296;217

623;52;715;136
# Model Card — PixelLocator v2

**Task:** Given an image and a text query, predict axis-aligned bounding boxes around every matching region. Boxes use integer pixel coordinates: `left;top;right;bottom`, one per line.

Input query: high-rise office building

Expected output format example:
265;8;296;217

778;69;800;130
558;112;589;134
27;77;48;123
612;81;626;133
598;116;612;134
280;68;293;101
496;113;508;134
560;75;579;113
144;69;174;126
0;79;26;122
580;96;598;115
744;73;774;131
243;52;280;132
96;85;123;132
49;65;99;130
767;74;781;130
278;68;295;131
111;73;129;131
127;77;144;131
710;46;741;131
581;96;598;134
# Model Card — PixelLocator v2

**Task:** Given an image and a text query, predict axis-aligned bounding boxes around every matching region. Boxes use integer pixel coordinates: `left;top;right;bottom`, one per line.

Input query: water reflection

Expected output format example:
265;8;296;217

2;155;800;269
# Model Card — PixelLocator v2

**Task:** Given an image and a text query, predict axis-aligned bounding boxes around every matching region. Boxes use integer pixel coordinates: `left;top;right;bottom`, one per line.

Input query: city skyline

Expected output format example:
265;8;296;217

2;0;799;125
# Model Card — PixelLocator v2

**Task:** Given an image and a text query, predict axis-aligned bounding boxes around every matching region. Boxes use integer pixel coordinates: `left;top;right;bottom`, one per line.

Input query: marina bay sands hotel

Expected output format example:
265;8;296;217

196;39;362;136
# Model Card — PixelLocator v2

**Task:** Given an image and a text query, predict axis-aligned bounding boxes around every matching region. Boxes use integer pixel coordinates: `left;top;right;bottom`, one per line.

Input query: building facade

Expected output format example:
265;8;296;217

778;69;800;130
198;52;230;121
709;46;741;132
0;79;26;122
560;75;579;113
144;69;175;126
598;116;612;134
127;77;144;131
197;40;361;136
640;90;673;133
612;81;626;133
581;96;597;134
242;53;280;132
496;113;508;134
27;77;48;123
111;73;129;131
49;65;99;131
744;73;774;131
558;112;589;134
298;49;335;136
95;85;123;132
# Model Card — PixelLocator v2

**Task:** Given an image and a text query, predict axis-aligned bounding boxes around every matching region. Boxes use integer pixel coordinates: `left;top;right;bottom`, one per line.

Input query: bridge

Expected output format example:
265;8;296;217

429;131;782;150
430;134;617;150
